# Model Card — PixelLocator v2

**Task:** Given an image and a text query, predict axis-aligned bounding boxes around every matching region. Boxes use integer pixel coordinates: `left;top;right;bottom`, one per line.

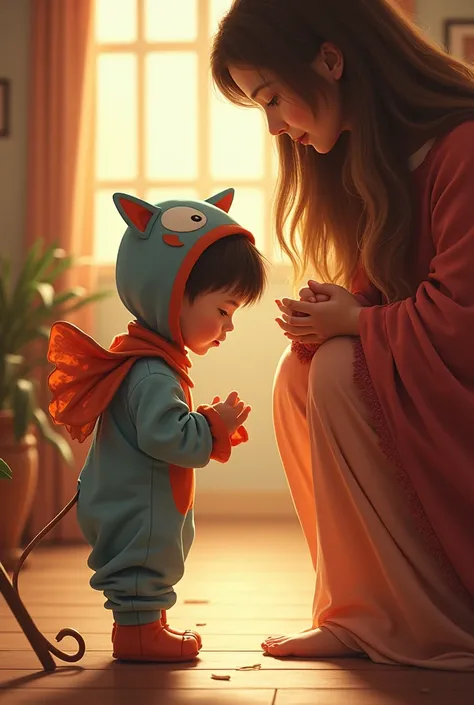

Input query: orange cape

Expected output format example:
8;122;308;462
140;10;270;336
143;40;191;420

47;320;193;443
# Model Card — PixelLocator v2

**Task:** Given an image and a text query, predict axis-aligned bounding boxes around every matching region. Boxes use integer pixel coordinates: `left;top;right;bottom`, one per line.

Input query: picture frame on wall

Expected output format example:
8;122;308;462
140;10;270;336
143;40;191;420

444;19;474;64
0;79;10;138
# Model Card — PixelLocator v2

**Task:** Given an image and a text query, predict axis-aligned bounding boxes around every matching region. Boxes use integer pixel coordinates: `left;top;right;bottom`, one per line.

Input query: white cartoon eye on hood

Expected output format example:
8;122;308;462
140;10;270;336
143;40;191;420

161;207;208;233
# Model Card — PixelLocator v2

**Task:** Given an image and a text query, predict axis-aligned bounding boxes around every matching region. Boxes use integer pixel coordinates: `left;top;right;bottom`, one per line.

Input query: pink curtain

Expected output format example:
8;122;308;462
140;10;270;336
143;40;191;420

25;0;96;542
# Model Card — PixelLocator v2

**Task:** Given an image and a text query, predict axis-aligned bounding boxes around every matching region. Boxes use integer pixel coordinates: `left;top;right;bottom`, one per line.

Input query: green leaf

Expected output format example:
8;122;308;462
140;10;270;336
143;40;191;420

61;290;112;314
52;287;87;307
5;353;24;376
36;326;51;341
11;379;34;440
32;242;60;282
42;253;75;284
14;240;43;295
33;408;74;467
18;241;58;287
1;354;26;407
19;356;51;378
11;325;51;351
0;256;10;323
31;281;55;309
0;458;12;480
0;241;110;389
8;242;57;337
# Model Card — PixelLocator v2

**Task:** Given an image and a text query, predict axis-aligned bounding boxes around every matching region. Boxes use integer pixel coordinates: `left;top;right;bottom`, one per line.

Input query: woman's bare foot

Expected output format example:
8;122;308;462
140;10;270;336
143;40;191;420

265;625;313;641
261;626;355;658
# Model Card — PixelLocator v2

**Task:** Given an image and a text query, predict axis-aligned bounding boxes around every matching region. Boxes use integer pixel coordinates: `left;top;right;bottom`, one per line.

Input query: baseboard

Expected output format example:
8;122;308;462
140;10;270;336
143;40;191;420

193;491;296;518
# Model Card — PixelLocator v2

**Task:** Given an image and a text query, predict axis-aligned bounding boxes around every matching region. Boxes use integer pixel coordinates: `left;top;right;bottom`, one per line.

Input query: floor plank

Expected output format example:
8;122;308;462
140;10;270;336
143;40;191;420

1;600;312;615
275;690;472;705
0;616;312;634
0;631;280;652
0;689;277;705
1;519;472;705
2;650;395;672
1;667;472;690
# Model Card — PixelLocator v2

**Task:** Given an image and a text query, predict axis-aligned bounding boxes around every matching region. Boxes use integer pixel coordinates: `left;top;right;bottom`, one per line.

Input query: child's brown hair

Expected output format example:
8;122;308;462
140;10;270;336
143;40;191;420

185;234;267;304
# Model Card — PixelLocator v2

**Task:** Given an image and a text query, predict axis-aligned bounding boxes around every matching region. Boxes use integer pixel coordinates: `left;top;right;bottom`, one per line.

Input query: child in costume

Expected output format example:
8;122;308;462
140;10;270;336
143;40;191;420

47;188;267;663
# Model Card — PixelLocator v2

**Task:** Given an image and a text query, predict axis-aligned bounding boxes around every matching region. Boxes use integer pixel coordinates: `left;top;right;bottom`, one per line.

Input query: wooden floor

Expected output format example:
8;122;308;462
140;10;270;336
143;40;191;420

0;519;473;705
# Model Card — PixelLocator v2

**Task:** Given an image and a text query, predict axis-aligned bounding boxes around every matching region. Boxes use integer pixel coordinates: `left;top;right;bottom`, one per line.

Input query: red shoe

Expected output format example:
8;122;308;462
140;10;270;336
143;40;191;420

161;610;203;649
112;618;199;662
112;612;203;649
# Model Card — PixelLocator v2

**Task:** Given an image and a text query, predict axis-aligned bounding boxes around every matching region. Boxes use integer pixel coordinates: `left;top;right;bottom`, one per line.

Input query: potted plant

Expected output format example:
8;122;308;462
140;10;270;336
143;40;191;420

0;241;109;569
0;458;12;480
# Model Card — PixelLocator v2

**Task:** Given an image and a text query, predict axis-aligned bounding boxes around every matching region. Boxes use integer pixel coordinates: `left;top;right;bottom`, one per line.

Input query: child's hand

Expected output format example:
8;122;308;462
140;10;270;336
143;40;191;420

211;391;251;436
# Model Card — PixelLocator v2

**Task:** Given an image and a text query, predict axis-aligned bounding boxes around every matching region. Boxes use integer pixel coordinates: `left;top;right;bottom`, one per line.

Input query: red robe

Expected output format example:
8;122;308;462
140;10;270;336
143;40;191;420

355;121;474;601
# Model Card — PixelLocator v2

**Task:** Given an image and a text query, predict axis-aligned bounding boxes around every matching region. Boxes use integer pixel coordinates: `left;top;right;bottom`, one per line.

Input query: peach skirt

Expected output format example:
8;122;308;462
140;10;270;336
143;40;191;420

273;337;474;670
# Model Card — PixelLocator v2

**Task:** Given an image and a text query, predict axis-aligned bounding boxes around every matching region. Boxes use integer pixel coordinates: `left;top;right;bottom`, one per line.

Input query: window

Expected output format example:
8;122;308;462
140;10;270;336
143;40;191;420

93;0;280;265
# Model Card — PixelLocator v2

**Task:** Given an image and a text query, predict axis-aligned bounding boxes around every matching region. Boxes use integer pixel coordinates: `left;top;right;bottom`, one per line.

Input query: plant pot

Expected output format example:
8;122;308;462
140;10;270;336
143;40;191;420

0;410;38;571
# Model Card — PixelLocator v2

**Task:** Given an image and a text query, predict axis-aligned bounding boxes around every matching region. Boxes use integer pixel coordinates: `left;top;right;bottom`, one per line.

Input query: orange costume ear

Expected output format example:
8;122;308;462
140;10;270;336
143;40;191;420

205;188;235;214
113;192;161;239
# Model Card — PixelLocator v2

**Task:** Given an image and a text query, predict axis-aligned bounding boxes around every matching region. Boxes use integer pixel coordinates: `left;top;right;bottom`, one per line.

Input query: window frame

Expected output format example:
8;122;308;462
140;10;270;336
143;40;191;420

92;0;283;275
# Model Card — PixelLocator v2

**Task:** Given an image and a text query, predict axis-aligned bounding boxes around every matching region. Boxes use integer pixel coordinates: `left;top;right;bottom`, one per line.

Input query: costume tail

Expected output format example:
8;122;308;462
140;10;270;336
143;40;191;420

12;491;85;662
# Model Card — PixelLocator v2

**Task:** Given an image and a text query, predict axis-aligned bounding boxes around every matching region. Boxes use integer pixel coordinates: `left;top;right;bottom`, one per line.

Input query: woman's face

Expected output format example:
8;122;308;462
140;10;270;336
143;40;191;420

229;43;348;154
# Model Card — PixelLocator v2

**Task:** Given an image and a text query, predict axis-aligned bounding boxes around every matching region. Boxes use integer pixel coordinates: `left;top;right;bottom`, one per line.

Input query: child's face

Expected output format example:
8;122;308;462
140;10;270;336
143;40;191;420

180;289;242;356
229;44;347;155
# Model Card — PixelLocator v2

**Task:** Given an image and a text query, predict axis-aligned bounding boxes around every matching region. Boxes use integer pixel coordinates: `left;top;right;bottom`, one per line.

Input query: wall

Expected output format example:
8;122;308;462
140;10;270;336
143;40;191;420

0;0;30;273
416;0;474;45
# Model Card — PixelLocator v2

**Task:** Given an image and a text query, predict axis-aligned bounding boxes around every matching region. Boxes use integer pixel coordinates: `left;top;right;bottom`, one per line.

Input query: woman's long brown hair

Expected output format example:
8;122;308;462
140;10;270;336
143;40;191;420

211;0;474;301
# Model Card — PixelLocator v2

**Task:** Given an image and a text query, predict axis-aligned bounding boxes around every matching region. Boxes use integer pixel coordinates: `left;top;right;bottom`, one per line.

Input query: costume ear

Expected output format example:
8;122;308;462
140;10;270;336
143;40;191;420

113;193;161;239
205;188;235;213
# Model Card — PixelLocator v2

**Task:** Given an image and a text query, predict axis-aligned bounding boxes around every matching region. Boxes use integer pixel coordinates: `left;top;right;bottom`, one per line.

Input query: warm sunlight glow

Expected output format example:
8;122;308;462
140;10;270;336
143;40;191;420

146;52;198;180
209;0;232;36
95;0;137;43
145;0;197;42
94;189;137;262
217;187;265;250
96;54;138;180
146;188;199;203
208;1;265;180
93;0;277;264
210;88;265;180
